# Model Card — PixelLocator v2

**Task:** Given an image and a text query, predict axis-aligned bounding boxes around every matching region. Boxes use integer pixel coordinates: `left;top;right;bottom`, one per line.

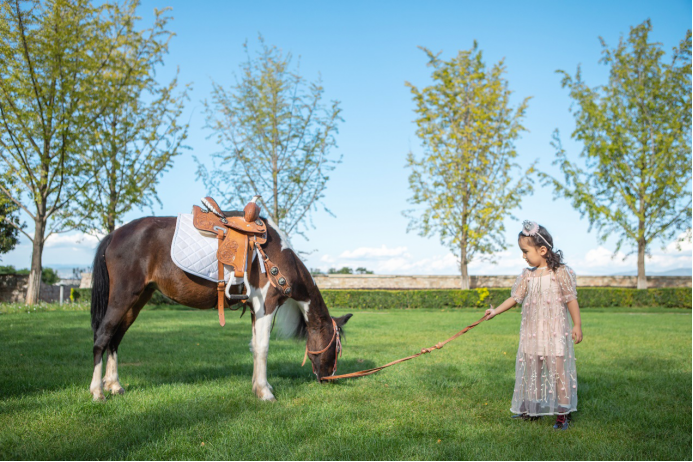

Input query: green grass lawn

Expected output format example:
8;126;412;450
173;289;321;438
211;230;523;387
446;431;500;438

0;306;690;460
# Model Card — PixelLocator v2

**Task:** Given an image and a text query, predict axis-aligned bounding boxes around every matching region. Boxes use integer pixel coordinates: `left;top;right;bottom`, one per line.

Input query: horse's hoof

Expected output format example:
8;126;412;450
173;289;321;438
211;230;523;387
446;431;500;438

92;393;106;402
104;381;125;395
253;385;276;401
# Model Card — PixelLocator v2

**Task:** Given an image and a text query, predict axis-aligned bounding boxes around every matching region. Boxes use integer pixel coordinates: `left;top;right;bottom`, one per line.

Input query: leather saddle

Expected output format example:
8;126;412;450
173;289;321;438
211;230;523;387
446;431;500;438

191;196;291;326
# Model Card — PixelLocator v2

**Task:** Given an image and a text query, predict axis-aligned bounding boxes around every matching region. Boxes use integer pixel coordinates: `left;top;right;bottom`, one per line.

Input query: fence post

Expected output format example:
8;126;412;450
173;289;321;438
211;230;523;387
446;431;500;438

59;284;64;305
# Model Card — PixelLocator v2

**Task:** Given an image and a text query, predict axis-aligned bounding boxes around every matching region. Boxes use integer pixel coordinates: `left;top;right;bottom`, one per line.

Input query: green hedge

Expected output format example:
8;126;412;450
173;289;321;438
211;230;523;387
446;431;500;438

322;287;692;309
70;288;176;305
322;288;507;310
67;287;691;309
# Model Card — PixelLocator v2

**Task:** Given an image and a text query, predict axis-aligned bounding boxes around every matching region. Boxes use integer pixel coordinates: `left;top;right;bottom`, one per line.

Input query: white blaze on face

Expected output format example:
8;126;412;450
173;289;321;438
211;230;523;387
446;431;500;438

266;218;293;252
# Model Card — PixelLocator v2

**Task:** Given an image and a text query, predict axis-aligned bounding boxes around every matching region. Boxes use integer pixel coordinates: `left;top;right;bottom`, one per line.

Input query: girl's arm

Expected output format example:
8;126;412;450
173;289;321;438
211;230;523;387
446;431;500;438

567;299;583;344
485;297;517;320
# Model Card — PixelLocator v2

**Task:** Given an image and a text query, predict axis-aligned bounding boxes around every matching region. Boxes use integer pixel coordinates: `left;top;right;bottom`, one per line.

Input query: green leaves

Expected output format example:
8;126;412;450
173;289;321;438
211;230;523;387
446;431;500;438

76;3;190;233
405;44;533;287
0;0;188;302
544;21;691;272
198;37;342;238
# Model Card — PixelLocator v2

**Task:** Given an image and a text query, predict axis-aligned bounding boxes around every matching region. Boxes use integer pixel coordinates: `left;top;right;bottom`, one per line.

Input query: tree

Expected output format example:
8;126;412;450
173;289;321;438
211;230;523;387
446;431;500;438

0;264;58;284
41;266;59;284
405;44;534;290
0;0;166;304
0;175;21;258
78;3;190;234
328;267;353;274
543;21;691;289
198;37;342;239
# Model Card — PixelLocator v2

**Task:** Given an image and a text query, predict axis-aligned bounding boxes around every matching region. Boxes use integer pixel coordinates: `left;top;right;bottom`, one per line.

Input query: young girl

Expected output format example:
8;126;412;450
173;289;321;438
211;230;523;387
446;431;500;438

485;220;583;430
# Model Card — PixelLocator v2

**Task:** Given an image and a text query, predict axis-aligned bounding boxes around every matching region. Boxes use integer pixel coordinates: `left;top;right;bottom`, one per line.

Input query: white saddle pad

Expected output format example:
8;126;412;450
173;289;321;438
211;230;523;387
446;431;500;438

171;213;254;284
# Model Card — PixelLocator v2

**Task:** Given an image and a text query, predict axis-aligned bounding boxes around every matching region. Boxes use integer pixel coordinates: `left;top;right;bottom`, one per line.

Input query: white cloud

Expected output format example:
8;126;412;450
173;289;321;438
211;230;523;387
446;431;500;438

665;231;692;253
313;233;692;276
579;247;632;268
320;254;335;264
570;239;691;275
44;232;102;248
339;245;410;259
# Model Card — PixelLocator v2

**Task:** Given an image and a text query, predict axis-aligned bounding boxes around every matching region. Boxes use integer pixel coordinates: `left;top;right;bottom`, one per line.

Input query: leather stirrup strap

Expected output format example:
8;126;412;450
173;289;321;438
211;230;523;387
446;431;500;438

216;230;226;327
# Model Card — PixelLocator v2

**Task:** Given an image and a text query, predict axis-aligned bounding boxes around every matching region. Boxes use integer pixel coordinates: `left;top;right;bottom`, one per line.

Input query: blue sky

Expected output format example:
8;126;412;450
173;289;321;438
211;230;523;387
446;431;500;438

3;0;691;277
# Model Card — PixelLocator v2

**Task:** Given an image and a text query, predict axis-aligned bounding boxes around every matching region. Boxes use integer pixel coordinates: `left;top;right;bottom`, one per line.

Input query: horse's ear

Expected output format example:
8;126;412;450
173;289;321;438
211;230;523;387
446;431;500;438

333;313;353;329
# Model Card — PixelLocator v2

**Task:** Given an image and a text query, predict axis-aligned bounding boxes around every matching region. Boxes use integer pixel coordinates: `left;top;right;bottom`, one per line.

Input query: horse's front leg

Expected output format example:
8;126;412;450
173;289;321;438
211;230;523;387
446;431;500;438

248;281;276;401
251;310;276;401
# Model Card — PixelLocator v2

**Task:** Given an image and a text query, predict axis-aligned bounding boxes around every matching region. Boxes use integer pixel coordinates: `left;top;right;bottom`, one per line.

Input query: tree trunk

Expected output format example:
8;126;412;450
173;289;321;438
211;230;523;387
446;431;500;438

107;179;116;233
637;237;647;289
460;241;469;290
107;117;118;234
25;217;46;305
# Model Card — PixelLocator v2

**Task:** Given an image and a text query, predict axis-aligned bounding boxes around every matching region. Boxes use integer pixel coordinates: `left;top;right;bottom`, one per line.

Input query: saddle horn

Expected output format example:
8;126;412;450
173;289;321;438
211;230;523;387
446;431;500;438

244;195;262;223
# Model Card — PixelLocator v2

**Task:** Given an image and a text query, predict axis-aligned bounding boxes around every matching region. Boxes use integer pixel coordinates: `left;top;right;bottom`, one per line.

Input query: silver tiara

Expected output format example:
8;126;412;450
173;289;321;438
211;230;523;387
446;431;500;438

521;220;552;249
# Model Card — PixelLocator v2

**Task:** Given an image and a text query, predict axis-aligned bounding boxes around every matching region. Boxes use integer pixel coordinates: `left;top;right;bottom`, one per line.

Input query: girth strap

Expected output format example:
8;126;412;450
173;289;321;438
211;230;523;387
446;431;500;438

216;229;226;327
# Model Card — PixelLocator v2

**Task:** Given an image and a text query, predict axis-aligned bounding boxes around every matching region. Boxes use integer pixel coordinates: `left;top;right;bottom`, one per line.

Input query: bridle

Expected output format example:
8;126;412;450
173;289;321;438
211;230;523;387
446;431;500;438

301;318;342;376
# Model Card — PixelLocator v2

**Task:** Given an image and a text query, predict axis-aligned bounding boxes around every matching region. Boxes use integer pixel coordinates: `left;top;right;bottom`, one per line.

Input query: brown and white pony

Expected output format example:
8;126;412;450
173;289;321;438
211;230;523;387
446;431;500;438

89;212;351;401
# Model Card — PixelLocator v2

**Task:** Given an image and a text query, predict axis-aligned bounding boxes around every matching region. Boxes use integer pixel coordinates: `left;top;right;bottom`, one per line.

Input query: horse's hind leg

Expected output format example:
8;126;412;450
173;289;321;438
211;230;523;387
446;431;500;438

90;306;128;400
91;284;148;401
103;289;154;395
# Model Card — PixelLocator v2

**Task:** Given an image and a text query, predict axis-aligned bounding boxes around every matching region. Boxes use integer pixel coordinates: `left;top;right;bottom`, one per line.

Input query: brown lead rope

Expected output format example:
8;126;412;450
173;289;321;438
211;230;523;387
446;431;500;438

320;313;490;381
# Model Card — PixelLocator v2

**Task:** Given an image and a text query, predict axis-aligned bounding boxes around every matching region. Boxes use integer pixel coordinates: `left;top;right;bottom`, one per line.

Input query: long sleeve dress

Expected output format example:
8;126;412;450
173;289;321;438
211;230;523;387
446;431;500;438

509;265;579;416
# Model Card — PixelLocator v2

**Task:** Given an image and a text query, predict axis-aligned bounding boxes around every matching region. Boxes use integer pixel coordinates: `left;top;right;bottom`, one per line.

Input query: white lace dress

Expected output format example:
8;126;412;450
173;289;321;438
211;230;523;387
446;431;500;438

510;265;578;416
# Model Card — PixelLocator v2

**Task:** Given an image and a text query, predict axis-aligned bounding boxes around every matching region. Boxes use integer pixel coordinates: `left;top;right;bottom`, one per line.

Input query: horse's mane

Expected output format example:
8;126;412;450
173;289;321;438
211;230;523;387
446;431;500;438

219;209;307;339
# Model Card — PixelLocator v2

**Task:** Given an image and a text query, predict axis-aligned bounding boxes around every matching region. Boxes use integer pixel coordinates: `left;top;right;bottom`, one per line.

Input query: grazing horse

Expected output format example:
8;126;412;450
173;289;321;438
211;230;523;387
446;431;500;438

89;212;352;401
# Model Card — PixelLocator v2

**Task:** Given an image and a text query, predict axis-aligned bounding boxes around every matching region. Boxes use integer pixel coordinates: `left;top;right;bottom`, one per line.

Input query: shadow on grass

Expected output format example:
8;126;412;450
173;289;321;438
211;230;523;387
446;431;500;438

0;312;377;401
1;391;269;460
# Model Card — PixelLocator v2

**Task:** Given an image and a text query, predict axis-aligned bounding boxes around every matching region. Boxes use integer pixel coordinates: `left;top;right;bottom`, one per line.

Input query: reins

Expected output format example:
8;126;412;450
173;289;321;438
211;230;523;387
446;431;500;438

320;313;490;381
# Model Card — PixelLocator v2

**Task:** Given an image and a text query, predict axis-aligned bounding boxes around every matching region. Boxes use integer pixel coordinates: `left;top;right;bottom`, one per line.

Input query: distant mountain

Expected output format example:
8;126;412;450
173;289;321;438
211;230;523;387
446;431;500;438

42;263;92;278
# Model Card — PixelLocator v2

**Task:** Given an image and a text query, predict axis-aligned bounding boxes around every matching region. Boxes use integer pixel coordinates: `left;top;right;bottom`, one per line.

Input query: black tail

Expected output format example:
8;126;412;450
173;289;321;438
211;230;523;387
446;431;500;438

91;233;113;336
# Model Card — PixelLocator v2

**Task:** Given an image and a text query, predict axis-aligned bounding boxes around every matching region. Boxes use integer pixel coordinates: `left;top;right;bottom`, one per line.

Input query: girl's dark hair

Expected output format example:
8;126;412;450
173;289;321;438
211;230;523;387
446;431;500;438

518;224;565;272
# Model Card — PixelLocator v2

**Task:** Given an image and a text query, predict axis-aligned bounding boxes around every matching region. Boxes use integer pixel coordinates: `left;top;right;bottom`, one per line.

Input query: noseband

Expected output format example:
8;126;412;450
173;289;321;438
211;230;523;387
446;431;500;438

301;318;342;375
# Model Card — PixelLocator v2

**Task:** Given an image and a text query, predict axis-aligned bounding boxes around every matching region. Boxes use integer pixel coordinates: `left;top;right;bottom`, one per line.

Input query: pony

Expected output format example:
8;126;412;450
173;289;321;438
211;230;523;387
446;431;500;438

89;211;352;401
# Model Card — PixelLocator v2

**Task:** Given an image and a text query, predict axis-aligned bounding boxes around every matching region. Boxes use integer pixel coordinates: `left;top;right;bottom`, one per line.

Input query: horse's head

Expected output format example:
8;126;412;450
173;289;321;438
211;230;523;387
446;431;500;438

306;313;352;381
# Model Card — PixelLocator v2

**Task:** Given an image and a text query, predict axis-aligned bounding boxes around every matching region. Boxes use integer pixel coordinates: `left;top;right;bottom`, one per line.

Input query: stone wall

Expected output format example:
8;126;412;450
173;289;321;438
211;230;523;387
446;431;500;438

76;272;691;291
0;274;80;303
312;274;691;289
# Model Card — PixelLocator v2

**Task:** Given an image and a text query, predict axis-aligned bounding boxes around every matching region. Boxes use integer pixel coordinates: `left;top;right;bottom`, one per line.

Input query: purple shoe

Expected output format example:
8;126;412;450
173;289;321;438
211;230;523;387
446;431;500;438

553;413;571;430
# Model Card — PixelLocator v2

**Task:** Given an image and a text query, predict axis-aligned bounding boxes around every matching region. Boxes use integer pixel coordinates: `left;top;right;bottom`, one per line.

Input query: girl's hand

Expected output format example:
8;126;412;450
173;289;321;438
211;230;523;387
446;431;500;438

572;325;583;344
485;306;497;320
